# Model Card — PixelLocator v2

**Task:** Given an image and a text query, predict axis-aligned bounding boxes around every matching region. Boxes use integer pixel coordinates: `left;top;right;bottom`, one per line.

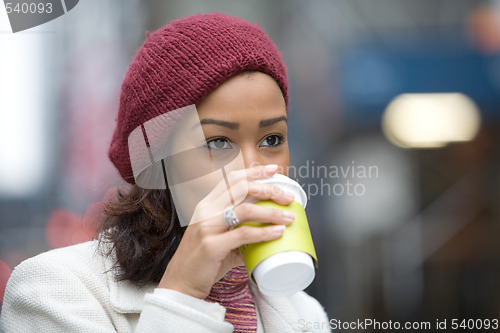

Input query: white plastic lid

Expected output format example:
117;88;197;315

254;174;307;208
252;251;315;297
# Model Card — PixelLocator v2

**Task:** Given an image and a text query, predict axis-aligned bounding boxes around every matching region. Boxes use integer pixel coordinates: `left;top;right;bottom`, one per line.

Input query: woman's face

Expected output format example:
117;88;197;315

165;72;289;226
196;72;289;173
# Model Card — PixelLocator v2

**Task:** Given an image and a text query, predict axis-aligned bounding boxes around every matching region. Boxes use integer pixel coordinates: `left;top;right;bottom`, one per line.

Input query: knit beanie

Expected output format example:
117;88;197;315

109;13;288;184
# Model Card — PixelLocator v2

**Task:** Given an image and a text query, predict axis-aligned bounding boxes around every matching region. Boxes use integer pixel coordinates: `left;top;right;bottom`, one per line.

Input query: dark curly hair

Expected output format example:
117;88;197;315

97;185;185;285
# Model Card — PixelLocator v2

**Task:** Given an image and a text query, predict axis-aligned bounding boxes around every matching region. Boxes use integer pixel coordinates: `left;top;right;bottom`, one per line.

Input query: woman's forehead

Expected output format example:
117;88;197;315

196;72;286;121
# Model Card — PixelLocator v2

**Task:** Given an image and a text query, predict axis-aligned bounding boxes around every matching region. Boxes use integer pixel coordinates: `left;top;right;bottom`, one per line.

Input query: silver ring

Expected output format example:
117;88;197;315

223;205;240;230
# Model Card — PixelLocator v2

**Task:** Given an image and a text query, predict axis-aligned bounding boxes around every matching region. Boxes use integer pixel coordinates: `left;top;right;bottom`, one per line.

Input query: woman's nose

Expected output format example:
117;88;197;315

240;145;263;169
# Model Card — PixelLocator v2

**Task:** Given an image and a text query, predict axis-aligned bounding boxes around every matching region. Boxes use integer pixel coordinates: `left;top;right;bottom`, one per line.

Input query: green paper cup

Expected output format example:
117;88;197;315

238;174;317;296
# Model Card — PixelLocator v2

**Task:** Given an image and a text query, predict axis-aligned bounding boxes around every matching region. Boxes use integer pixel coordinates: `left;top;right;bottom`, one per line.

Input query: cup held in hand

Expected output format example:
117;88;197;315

238;174;317;296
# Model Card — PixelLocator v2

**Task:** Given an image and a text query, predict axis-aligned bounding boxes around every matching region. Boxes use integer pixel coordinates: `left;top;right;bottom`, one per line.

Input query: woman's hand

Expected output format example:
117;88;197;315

158;164;296;299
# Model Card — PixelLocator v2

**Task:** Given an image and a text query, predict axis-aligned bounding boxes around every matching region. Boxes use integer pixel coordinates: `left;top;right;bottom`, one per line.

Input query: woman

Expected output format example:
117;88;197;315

0;13;330;332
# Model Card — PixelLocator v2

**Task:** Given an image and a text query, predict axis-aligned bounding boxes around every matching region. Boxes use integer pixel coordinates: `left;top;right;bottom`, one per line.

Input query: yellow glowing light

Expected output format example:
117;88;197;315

382;93;481;148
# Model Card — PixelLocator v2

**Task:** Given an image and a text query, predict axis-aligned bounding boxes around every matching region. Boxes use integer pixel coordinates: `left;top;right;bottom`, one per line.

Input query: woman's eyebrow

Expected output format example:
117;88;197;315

198;118;239;130
259;116;287;128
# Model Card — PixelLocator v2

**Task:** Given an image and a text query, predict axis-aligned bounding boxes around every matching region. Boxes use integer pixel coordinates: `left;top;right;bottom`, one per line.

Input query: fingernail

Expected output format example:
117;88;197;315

270;225;286;234
265;164;278;172
283;211;296;221
284;191;295;200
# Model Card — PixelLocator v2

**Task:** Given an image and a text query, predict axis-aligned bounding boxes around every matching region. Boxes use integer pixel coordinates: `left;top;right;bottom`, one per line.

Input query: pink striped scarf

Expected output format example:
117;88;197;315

205;266;257;332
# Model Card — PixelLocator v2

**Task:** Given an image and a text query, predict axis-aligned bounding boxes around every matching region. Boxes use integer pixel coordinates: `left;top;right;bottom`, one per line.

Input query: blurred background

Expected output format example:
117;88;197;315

1;0;500;328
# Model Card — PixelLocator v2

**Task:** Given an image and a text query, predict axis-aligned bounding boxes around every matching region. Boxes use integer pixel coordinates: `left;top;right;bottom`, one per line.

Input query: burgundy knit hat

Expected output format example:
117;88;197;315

109;13;288;184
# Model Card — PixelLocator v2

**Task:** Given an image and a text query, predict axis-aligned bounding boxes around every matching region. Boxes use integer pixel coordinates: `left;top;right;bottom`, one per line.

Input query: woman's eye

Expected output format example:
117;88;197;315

260;134;283;148
206;138;232;150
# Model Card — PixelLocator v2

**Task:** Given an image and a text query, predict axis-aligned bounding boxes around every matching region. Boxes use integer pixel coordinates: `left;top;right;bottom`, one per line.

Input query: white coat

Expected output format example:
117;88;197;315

0;241;331;332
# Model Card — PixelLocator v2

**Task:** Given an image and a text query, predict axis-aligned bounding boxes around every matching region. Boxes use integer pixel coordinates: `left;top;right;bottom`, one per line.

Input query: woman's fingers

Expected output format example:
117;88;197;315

225;166;294;205
224;164;278;188
216;224;286;251
234;202;295;226
246;182;294;205
197;164;278;208
245;164;280;181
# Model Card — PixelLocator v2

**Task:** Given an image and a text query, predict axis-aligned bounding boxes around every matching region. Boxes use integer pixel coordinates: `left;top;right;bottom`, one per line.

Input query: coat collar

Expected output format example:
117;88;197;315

250;282;310;332
103;248;309;331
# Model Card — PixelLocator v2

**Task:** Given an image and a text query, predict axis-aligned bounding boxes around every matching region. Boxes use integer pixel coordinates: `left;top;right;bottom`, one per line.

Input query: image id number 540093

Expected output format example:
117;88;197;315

5;2;53;14
451;319;498;330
